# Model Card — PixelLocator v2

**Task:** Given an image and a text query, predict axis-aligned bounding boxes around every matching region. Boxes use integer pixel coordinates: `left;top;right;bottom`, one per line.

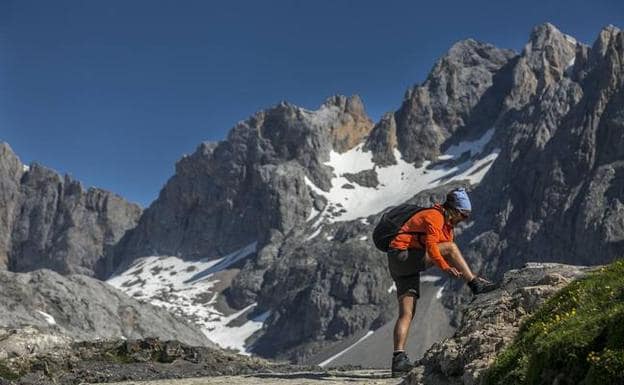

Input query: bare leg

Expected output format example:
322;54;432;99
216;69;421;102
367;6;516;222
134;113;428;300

393;294;416;351
436;242;475;282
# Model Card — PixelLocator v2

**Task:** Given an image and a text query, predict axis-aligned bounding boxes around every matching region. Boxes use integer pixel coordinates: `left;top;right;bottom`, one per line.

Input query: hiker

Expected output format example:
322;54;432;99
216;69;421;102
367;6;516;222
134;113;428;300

381;187;496;377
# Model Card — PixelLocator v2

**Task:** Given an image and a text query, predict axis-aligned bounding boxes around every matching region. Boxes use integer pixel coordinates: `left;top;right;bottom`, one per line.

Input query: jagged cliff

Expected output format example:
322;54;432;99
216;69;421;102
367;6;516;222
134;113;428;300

458;24;624;278
0;142;141;276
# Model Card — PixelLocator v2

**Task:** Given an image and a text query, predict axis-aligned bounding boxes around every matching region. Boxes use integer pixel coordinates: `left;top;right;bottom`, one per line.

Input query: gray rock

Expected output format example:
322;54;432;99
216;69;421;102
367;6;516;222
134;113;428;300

364;112;398;166
0;143;142;276
104;95;374;277
342;169;379;188
0;269;213;347
459;24;624;282
0;143;23;270
0;331;309;385
404;263;591;385
395;39;516;165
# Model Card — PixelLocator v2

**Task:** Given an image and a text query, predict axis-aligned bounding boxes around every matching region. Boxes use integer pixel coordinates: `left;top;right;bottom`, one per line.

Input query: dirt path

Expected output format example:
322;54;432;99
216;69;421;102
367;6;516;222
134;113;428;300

89;370;404;385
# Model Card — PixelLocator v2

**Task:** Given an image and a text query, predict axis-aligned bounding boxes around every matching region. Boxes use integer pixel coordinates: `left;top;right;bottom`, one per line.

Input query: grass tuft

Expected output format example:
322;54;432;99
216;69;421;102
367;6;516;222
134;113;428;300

483;259;624;385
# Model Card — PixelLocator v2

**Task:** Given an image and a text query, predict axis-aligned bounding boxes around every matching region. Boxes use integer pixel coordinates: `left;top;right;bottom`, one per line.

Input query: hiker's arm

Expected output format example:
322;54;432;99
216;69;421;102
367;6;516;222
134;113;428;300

423;219;451;271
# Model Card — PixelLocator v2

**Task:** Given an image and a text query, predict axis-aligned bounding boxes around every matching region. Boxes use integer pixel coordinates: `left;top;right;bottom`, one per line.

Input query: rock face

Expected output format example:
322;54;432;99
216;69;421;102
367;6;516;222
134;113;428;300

0;269;213;347
458;24;624;279
0;143;23;269
72;22;624;364
0;143;142;276
103;95;374;275
393;39;516;165
243;183;468;362
405;263;591;385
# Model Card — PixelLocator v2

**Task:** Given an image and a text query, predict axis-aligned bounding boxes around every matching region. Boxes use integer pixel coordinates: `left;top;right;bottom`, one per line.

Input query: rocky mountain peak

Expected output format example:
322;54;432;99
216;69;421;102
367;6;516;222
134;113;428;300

363;112;398;166
592;24;621;59
525;22;578;64
585;25;623;86
320;94;374;153
0;143;142;276
442;38;514;70
395;39;515;164
502;23;578;112
0;142;24;176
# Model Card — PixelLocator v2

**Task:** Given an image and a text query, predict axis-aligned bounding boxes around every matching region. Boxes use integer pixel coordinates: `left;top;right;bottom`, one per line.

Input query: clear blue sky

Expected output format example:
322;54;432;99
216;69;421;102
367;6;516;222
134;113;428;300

1;0;622;207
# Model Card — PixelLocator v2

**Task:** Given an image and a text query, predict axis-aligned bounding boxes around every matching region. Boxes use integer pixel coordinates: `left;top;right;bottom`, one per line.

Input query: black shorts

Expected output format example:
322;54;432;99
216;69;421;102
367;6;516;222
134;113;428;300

387;248;427;298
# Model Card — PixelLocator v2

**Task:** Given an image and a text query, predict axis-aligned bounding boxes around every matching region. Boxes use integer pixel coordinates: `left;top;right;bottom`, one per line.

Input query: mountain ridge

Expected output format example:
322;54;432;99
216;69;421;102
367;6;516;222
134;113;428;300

1;22;623;366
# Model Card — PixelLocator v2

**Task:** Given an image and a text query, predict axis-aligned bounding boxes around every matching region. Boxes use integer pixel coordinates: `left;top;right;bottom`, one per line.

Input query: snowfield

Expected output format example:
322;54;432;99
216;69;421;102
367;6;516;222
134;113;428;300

106;243;266;354
306;128;499;223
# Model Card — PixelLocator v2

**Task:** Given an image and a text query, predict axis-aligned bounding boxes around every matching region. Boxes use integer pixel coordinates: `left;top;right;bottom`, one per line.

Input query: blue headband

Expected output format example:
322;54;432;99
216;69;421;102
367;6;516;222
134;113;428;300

447;187;471;212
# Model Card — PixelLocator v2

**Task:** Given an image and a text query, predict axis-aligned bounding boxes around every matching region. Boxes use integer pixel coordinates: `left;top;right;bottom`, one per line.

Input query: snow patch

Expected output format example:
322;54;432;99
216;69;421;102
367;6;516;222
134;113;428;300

523;262;566;269
436;285;445;299
36;310;56;325
388;283;397;293
207;303;270;355
420;275;442;283
319;330;374;367
325;143;375;175
563;33;577;46
306;227;322;241
306;129;499;223
359;236;368;241
307;207;320;222
22;164;30;172
107;242;263;354
565;56;576;75
444;129;495;158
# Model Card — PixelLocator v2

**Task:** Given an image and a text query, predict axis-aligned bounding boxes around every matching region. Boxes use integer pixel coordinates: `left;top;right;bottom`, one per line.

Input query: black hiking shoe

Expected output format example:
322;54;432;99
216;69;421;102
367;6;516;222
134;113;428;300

468;276;498;295
391;351;414;378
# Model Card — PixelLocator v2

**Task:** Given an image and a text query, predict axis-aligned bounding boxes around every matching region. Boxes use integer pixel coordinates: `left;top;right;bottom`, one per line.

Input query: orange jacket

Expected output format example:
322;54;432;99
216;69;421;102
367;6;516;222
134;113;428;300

388;204;453;271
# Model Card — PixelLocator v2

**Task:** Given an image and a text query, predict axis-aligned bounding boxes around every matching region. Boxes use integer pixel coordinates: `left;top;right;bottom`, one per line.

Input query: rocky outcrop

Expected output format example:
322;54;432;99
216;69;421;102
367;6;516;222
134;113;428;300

0;330;307;385
0;143;23;269
394;39;516;165
104;95;374;276
0;143;142;276
0;269;212;347
326;95;375;152
458;24;624;279
342;169;379;188
364;112;398;166
405;263;591;385
502;23;578;112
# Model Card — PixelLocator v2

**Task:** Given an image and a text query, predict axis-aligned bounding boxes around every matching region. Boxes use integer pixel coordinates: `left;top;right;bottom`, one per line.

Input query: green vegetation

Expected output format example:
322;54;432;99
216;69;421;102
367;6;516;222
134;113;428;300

484;259;624;385
0;361;21;380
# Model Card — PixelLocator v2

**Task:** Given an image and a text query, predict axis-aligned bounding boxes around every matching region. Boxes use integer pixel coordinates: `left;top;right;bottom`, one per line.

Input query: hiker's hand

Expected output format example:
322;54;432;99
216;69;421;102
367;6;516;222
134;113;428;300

445;267;462;279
